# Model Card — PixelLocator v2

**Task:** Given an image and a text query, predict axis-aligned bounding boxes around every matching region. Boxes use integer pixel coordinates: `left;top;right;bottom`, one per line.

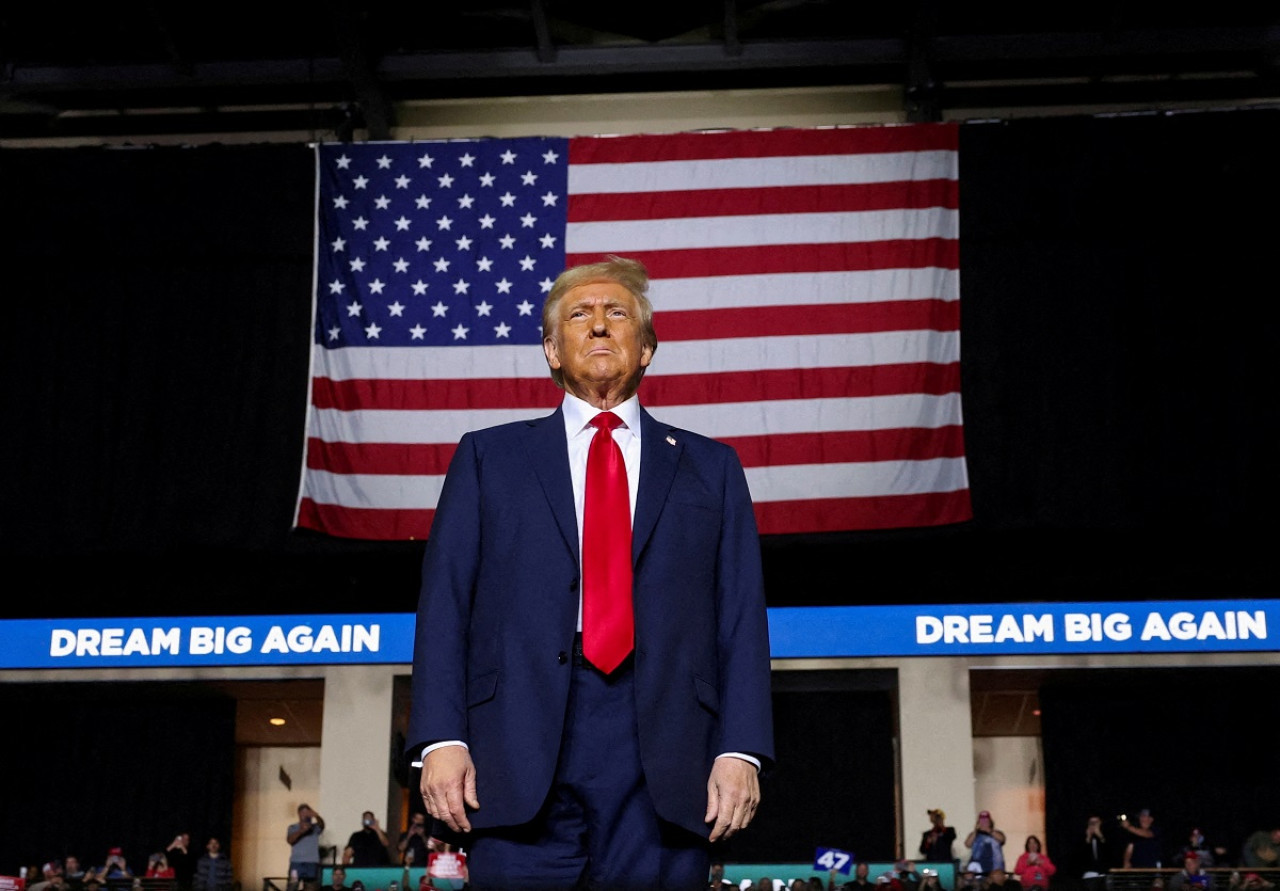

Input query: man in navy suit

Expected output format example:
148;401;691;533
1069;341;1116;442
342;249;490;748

408;255;774;890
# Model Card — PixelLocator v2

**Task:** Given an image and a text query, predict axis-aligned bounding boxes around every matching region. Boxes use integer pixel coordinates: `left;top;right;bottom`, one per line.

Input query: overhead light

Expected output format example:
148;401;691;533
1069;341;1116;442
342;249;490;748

269;717;287;726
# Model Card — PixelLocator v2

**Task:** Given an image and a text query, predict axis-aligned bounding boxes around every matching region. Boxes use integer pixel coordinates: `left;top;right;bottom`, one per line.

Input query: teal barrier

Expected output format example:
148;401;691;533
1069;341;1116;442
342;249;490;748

319;867;463;891
719;861;958;889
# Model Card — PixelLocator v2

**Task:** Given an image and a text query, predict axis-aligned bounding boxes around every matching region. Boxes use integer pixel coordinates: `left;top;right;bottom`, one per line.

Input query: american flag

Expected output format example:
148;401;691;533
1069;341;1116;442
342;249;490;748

297;124;970;540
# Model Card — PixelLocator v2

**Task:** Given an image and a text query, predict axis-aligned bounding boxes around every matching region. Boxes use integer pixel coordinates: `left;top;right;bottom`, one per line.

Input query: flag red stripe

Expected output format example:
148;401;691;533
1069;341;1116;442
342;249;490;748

753;490;973;535
310;375;563;411
305;425;964;478
297;498;435;540
654;300;959;341
312;363;960;413
723;426;967;467
567;180;959;222
565;240;958;279
568;124;959;164
306;438;458;476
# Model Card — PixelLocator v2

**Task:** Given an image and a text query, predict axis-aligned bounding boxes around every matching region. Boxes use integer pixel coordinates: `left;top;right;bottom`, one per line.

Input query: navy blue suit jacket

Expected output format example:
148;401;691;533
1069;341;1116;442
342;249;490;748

407;404;774;837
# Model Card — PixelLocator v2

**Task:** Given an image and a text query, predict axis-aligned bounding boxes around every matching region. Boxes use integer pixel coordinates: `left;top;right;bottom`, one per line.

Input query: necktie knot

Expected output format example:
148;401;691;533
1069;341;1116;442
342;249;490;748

590;411;623;434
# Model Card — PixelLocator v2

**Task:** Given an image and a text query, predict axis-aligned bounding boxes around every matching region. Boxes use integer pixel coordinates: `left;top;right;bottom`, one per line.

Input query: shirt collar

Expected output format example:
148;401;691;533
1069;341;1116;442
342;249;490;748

561;390;641;438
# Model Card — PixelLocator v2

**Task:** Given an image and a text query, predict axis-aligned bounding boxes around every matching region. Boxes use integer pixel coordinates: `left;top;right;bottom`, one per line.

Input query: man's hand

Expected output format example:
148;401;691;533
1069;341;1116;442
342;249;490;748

704;756;760;842
421;746;479;834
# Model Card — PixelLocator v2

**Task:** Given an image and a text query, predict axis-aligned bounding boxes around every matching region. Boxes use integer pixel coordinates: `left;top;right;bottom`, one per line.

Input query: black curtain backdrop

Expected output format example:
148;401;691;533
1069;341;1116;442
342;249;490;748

1040;666;1280;886
0;682;236;876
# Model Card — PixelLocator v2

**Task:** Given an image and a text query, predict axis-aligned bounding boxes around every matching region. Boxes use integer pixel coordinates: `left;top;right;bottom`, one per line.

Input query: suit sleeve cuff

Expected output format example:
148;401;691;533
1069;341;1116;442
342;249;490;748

411;740;468;767
716;752;762;771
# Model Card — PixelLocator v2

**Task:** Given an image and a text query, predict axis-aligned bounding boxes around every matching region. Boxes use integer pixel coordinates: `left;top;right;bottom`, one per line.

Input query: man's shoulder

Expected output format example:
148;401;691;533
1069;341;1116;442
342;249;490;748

641;411;741;460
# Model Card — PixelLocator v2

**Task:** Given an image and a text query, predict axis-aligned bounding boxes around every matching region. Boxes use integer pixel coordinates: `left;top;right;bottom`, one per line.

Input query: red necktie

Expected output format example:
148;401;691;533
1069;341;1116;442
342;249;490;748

582;411;634;673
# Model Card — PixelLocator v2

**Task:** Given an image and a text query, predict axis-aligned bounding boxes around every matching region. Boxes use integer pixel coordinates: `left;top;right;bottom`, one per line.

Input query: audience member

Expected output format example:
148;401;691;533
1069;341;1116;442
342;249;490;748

286;803;326;891
145;853;175;880
65;857;87;887
1080;816;1112;891
424;841;467;889
1121;809;1163;869
343;810;392;867
922;809;958;864
919;869;942;891
29;862;65;891
1014;835;1056;891
966;811;1008;873
1172;824;1218;865
191;838;232;891
1242;827;1280;869
877;873;904;891
92;848;134;882
1231;873;1277;891
326;867;349;891
709;861;735;889
835;862;874;891
397;812;432;867
165;834;195;891
960;862;984;891
1167;851;1210;891
983;867;1020;891
897;860;923;891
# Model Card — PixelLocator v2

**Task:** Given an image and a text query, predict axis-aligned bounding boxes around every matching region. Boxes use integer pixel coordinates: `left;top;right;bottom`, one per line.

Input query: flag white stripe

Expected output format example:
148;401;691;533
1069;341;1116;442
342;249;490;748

311;330;960;383
303;455;968;512
743;457;970;502
567;151;958;194
566;209;957;253
309;393;963;446
648;269;959;310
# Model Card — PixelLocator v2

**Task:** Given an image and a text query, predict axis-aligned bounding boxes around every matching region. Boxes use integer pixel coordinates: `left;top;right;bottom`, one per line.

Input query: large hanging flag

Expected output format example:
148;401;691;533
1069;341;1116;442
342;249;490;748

297;124;969;540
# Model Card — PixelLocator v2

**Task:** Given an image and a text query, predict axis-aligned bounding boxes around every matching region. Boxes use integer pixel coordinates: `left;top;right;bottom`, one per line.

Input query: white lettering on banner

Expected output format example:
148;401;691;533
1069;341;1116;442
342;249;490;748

916;613;1054;644
190;626;251;655
1064;613;1133;642
49;627;183;657
260;624;381;654
1141;610;1266;641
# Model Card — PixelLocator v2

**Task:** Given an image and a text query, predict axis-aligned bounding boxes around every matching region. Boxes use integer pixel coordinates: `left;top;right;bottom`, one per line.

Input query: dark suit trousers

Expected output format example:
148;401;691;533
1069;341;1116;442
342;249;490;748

467;646;709;891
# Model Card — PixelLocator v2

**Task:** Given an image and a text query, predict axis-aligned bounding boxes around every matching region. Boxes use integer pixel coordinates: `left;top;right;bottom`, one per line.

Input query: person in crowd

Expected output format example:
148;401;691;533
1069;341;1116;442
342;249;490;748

326;867;349;891
1231;874;1277;891
165;834;195;891
709;861;734;889
286;803;326;891
877;873;904;891
922;809;958;864
960;862;984;891
982;867;1019;891
1014;836;1056;891
343;810;391;866
966;811;1007;873
897;860;923;891
191;838;232;891
919;868;943;891
92;848;134;882
1242;826;1280;869
1167;851;1210;891
424;840;468;889
145;852;175;879
1080;816;1112;891
833;862;875;891
29;862;65;891
1121;809;1163;869
397;812;432;867
65;857;87;888
1172;828;1216;868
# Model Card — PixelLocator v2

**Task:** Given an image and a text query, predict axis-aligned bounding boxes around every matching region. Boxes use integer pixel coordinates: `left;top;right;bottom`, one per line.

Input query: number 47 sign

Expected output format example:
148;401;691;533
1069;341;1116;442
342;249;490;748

815;848;854;874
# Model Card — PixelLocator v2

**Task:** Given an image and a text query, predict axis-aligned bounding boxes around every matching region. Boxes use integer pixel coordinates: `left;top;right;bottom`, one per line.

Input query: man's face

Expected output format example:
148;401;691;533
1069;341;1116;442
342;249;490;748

990;870;1006;885
333;870;345;887
857;863;869;879
1139;814;1154;829
66;859;79;874
207;839;220;855
543;281;653;404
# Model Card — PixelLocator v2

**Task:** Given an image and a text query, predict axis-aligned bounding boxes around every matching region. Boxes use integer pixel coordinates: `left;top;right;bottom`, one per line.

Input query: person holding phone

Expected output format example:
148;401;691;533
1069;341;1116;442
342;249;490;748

287;804;326;891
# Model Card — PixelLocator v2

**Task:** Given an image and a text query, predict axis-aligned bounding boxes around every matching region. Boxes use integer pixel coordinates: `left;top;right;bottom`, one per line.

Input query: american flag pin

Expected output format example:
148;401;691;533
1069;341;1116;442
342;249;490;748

666;435;677;446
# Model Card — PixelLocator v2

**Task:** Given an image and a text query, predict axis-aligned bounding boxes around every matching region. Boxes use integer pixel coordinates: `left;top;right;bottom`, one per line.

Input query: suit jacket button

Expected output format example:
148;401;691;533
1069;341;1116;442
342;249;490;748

557;651;568;664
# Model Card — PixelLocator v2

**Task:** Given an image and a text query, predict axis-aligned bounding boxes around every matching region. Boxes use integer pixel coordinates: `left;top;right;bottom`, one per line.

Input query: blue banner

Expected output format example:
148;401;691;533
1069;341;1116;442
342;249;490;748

2;600;1276;669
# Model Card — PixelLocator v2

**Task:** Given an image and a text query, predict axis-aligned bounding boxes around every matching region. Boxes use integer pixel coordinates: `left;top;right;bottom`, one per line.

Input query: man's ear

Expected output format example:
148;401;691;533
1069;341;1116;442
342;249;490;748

543;336;562;370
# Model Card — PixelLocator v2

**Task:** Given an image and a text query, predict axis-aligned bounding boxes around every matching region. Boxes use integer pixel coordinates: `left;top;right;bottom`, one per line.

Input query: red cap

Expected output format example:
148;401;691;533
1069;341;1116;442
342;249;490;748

108;849;123;856
979;811;991;819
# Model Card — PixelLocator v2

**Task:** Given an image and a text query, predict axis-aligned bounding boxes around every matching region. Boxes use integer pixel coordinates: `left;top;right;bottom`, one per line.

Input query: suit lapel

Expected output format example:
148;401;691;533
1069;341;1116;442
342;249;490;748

633;406;682;563
524;407;580;564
